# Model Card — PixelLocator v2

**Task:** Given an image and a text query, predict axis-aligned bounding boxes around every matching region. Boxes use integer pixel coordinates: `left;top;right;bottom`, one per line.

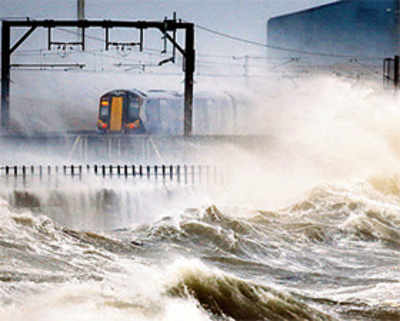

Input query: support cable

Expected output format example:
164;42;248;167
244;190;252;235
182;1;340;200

194;23;385;60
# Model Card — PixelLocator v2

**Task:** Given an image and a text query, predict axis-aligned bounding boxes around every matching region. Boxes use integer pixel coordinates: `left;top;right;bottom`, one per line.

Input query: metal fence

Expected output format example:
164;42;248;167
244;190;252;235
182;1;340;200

0;164;224;185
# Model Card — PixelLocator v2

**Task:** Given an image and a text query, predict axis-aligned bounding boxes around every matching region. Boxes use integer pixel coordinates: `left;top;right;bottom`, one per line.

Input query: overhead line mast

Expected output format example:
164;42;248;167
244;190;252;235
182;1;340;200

77;0;85;44
1;16;195;136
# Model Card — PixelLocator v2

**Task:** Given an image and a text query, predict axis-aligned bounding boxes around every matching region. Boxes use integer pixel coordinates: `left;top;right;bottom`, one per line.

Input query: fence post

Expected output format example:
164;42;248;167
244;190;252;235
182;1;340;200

94;165;98;175
154;165;158;181
184;165;188;184
198;165;201;184
147;166;150;180
22;165;26;177
14;165;17;177
177;165;181;184
169;165;173;182
161;165;165;182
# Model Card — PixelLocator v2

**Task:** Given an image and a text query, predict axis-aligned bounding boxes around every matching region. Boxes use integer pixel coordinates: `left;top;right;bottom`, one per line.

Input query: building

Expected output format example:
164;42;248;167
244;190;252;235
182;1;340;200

267;0;399;65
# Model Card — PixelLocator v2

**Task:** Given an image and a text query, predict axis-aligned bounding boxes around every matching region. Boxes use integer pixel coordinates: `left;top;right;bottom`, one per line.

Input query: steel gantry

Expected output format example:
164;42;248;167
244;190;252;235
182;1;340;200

1;17;195;135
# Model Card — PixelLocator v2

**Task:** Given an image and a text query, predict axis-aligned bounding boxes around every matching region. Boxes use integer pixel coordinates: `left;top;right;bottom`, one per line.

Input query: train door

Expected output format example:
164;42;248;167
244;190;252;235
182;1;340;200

109;96;123;131
145;99;162;134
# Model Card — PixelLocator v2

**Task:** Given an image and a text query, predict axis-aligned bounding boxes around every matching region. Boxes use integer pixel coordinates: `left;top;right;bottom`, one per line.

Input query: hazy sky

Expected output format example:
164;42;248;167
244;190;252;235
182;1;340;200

0;0;339;91
0;0;337;52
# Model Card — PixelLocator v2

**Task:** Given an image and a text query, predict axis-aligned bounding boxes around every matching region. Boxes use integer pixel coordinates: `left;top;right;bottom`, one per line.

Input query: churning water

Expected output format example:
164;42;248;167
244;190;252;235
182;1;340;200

1;75;400;321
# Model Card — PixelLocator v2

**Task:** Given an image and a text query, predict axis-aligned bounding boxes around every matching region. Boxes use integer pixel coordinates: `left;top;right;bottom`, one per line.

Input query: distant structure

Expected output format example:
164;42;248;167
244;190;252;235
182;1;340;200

267;0;399;65
77;0;85;20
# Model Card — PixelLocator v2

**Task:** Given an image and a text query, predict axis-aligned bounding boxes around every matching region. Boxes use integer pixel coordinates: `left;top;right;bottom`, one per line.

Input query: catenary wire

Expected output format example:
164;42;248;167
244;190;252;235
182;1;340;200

194;23;385;60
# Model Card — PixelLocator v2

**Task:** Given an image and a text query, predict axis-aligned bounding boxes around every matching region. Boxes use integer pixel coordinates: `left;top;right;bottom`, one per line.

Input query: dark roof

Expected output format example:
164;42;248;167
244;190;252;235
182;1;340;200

269;0;358;21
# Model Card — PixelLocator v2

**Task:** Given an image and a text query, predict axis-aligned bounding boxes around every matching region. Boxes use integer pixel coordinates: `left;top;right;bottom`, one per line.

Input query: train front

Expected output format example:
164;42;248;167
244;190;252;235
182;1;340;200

97;89;146;134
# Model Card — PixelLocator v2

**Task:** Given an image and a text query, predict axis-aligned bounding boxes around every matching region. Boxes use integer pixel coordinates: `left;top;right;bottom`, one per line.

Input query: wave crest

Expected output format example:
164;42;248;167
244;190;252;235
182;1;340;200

167;262;334;321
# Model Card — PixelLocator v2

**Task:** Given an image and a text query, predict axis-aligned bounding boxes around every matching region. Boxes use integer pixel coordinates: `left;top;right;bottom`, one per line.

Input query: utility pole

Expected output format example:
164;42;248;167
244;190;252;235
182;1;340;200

77;0;85;20
398;0;400;56
77;0;85;45
244;55;249;86
1;23;10;129
395;1;400;89
232;55;249;86
184;24;195;136
382;3;400;90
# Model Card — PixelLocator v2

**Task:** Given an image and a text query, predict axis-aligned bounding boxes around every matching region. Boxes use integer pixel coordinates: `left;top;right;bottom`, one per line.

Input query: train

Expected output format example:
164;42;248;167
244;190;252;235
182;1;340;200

97;89;238;135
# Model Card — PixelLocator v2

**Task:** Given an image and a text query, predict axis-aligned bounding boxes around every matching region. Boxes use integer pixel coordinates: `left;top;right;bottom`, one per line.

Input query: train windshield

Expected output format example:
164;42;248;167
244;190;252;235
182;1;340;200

128;97;140;120
100;106;109;118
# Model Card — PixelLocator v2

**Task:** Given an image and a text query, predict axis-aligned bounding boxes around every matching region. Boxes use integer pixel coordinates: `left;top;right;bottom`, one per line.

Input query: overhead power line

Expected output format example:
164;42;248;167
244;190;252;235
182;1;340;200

194;23;385;60
4;21;385;75
58;22;383;61
0;17;30;21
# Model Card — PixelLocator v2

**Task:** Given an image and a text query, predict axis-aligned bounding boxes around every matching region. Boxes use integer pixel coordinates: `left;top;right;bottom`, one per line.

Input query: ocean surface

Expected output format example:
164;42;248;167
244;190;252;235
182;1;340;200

1;76;400;321
1;171;400;321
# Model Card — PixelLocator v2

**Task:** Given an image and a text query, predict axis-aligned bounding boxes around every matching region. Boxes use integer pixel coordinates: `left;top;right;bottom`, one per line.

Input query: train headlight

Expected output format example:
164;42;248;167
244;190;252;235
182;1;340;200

98;120;108;129
126;120;139;129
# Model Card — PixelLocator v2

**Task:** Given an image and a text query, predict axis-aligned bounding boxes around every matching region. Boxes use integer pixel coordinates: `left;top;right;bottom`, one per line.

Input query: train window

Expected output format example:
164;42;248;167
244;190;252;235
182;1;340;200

100;106;109;118
128;97;140;120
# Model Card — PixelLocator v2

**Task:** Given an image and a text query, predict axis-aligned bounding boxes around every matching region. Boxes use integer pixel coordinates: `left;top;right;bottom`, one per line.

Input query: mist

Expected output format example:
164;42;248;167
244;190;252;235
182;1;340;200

1;0;396;210
1;0;340;133
3;4;400;321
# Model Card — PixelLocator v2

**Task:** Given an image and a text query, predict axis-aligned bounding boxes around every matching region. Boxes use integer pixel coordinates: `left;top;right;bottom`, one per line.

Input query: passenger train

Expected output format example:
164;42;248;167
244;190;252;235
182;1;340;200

97;89;237;135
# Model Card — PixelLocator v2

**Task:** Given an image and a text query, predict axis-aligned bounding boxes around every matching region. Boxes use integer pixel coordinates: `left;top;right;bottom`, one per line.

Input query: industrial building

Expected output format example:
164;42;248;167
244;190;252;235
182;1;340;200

267;0;399;65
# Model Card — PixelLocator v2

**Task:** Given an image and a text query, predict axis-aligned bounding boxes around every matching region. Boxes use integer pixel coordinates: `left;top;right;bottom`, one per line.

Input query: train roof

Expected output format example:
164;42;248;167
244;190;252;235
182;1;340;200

194;90;234;100
102;88;147;98
145;89;183;99
101;88;234;101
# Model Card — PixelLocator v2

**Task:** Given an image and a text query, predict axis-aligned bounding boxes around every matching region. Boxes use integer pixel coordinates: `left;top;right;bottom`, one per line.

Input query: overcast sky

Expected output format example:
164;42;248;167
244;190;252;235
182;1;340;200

0;0;337;53
0;0;340;87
